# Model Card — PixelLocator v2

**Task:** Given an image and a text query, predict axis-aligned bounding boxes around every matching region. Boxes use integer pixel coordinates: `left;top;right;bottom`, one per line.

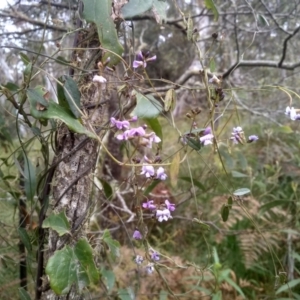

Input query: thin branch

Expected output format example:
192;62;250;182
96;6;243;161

0;11;67;32
278;25;300;67
223;59;300;79
259;0;291;35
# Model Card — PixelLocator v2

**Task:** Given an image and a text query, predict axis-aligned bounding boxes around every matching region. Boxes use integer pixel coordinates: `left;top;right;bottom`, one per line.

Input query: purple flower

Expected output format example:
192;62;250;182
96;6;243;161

130;116;138;122
156;167;167;180
151;251;160;261
286;106;300;120
142;200;156;210
146;263;154;274
141;132;161;148
116;131;130;140
248;135;259;143
199;127;214;145
110;117;130;130
141;165;155;178
133;51;156;69
128;127;146;137
156;208;172;222
116;126;146;140
200;133;214;145
135;255;144;265
230;126;244;144
165;199;175;212
133;230;142;240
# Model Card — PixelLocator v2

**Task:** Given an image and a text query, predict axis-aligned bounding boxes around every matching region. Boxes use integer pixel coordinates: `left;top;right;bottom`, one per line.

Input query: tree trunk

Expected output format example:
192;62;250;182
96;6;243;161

40;27;116;300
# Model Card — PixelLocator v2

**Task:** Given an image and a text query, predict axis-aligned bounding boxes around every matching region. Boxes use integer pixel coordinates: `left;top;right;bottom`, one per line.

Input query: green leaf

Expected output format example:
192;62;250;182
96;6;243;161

3;82;19;91
74;239;99;285
56;56;71;66
224;277;246;298
19;288;32;300
103;229;120;260
143;180;160;196
144;118;163;145
0;113;13;144
237;151;248;170
259;200;290;215
132;93;163;119
46;246;78;294
179;176;206;191
219;147;234;169
258;14;269;27
27;86;49;109
121;0;153;18
101;268;115;292
152;0;168;23
209;57;216;72
212;290;222;300
99;179;113;199
23;63;33;82
82;0;123;66
231;170;248;178
227;196;233;207
164;89;176;112
276;125;293;134
46;239;99;295
27;89;97;139
57;76;70;111
204;0;219;21
186;136;202;151
62;75;81;118
20;52;31;65
276;278;300;294
192;218;210;231
18;227;32;253
118;288;134;300
233;188;250;196
159;290;169;300
221;204;229;222
42;211;70;236
23;153;36;201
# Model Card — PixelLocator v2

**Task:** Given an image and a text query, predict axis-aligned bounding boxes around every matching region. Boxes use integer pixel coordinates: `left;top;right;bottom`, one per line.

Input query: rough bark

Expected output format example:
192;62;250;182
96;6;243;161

40;24;115;300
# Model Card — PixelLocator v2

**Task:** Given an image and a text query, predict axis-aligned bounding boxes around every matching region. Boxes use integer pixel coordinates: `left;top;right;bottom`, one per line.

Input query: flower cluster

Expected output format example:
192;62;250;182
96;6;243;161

142;199;175;222
111;117;161;149
133;255;157;275
112;117;161;150
230;126;258;144
140;165;167;180
286;106;300;120
132;249;160;275
133;51;156;69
